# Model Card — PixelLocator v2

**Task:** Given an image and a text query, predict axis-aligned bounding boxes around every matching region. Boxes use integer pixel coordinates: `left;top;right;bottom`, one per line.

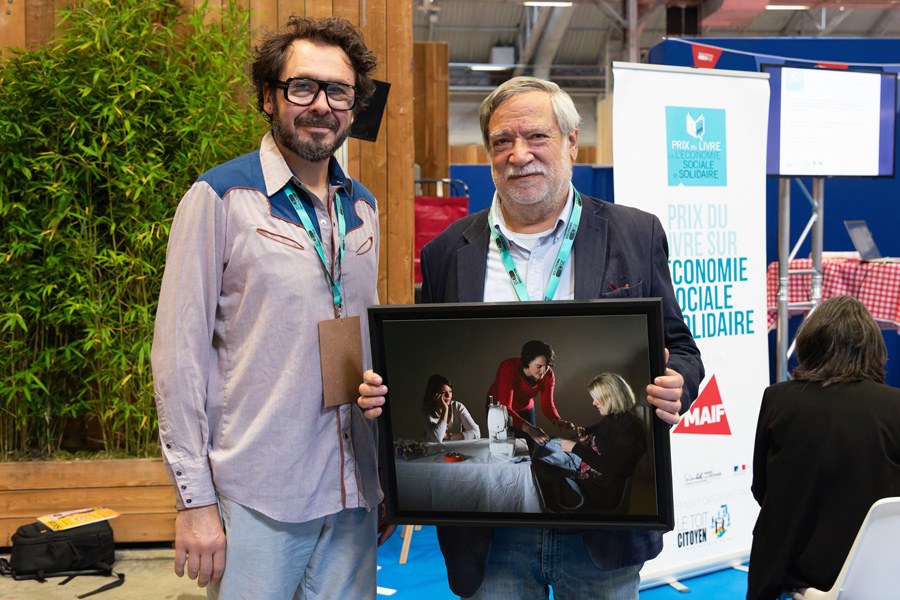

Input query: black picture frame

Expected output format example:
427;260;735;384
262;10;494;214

368;298;673;530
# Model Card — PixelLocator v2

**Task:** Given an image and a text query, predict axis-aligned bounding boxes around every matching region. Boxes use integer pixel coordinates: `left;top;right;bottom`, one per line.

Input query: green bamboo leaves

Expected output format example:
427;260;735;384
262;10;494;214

0;0;263;458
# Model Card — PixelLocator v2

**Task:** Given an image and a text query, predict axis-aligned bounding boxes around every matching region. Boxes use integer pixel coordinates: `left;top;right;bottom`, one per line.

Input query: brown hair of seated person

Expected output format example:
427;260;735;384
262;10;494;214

792;295;886;385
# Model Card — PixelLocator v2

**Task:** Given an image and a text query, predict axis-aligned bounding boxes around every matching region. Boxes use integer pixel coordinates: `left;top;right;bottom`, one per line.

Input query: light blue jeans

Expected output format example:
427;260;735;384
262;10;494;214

537;439;583;471
207;496;377;600
466;527;642;600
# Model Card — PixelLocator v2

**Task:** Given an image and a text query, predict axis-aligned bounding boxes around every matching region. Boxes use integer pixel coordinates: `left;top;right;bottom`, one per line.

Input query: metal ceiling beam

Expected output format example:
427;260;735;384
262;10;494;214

515;6;554;76
533;7;577;79
817;7;854;35
868;7;900;36
779;11;806;34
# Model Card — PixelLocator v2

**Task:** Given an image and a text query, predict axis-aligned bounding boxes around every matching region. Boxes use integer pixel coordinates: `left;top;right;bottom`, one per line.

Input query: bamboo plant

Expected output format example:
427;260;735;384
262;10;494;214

0;0;263;458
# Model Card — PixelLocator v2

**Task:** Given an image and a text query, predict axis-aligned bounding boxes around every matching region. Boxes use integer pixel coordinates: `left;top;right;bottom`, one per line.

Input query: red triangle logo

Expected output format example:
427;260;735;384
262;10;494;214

673;375;731;435
692;45;723;69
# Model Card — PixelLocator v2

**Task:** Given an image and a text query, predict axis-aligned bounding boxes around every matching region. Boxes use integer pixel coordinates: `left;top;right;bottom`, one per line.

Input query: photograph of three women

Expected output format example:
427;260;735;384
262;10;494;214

372;302;672;526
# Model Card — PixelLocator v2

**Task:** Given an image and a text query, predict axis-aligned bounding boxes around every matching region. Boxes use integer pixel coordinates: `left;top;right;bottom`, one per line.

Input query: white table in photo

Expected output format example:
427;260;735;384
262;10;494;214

394;438;542;514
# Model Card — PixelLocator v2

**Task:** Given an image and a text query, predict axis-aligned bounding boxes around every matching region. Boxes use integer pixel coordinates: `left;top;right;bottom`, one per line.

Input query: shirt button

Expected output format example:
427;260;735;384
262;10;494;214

166;443;171;449
343;434;349;440
186;499;192;504
181;485;187;490
320;218;327;226
176;471;182;476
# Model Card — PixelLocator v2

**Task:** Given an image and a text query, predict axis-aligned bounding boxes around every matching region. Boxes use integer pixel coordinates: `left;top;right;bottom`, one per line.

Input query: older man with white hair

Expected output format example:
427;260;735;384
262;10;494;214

360;76;704;599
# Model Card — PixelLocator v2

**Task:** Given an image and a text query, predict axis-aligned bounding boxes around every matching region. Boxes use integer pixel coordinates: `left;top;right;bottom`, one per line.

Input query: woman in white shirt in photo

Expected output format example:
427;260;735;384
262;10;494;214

420;374;481;442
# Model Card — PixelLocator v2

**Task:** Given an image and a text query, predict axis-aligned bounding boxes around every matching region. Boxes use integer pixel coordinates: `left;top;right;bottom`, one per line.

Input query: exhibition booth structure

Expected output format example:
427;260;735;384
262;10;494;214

650;37;900;382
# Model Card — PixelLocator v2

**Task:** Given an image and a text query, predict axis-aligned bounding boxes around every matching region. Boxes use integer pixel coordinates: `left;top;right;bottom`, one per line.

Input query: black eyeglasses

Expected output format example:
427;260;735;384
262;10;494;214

269;77;357;111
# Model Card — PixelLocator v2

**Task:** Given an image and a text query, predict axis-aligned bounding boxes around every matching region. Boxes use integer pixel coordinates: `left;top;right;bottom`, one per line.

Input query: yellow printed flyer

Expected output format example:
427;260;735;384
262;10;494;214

37;507;120;531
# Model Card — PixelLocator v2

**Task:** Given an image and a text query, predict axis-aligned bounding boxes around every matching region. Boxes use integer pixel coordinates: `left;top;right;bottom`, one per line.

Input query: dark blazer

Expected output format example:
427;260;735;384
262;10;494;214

747;379;900;600
420;194;705;597
572;411;648;510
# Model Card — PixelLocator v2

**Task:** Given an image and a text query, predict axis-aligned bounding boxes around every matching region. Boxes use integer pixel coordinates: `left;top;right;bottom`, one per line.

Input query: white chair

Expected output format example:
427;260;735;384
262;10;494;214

793;496;900;599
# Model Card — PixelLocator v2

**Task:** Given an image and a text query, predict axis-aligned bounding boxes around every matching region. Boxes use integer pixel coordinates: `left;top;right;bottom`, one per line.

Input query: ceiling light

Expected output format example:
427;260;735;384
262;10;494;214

523;1;574;6
765;4;810;9
470;65;510;71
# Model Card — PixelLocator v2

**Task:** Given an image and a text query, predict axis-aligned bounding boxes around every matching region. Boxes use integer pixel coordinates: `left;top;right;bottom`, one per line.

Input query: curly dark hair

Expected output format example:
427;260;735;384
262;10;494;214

519;340;555;369
792;295;887;385
251;16;377;121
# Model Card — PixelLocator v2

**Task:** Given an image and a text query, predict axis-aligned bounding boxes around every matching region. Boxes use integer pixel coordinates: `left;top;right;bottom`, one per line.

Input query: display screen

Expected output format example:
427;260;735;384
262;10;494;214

762;64;897;177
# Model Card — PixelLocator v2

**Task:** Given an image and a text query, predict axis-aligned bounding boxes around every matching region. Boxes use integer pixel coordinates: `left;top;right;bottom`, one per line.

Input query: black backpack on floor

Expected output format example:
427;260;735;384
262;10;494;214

0;520;125;598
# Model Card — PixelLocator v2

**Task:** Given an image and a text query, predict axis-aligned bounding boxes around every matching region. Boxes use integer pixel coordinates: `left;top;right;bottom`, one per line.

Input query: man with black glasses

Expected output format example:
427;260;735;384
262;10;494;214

151;16;386;599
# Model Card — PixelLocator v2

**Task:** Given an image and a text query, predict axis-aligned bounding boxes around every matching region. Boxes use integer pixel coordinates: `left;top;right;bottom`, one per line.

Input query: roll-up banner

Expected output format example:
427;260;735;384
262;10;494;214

612;62;771;586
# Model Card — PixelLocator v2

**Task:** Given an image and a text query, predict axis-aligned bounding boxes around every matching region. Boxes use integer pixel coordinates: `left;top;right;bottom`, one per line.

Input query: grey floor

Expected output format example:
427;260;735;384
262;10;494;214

0;548;206;600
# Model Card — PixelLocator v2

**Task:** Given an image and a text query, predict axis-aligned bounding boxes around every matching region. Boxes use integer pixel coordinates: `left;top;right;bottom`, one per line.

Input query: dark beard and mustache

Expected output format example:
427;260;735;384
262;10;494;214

271;103;350;163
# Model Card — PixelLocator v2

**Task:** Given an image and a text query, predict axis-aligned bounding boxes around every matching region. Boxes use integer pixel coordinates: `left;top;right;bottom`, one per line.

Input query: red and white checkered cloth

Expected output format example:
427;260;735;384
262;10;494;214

766;258;900;331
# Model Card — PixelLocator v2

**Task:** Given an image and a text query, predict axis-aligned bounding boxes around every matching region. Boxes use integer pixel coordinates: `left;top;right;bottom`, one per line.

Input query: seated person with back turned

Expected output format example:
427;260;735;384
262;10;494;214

421;374;481;443
487;340;575;444
532;373;647;512
748;295;900;600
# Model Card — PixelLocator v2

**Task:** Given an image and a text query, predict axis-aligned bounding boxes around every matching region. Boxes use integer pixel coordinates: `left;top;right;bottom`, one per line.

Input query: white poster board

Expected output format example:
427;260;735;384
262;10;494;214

611;62;771;587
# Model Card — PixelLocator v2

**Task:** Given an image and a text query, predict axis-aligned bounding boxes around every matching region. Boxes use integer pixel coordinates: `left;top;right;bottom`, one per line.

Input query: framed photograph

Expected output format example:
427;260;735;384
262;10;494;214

368;298;673;529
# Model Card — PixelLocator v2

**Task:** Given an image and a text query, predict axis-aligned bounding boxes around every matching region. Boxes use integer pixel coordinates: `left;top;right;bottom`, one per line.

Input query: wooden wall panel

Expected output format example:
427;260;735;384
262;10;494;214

384;0;414;304
305;0;332;19
0;0;27;56
449;144;599;165
278;0;305;21
413;42;449;181
25;0;54;48
333;0;360;182
596;94;614;164
251;0;279;36
0;460;176;546
360;0;391;303
0;459;171;490
450;144;489;165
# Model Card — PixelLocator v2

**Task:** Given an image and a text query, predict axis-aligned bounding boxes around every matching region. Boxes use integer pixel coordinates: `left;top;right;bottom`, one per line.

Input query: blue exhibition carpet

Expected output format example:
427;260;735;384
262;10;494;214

376;526;748;599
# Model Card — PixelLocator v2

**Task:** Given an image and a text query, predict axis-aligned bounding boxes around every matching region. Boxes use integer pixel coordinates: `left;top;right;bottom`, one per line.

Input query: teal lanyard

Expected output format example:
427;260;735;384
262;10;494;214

285;181;347;316
487;189;582;302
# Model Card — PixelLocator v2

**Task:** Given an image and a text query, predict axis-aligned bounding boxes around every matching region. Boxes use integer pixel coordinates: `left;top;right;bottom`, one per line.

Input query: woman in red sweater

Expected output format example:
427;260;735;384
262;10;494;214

486;340;574;443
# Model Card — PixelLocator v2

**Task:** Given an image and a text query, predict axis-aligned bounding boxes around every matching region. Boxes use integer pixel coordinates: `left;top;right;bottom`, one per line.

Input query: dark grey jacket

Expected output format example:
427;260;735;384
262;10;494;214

420;194;704;597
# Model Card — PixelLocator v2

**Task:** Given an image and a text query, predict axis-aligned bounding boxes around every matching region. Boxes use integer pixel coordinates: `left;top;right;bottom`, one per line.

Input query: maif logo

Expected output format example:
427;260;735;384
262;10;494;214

711;504;730;538
665;105;727;187
673;375;731;435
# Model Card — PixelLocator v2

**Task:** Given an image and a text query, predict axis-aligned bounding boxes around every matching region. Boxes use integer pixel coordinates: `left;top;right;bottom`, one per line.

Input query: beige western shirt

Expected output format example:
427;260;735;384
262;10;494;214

151;132;383;522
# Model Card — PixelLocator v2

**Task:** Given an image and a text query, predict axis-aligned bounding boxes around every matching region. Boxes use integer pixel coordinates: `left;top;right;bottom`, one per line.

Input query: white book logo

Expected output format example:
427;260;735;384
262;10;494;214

686;113;705;141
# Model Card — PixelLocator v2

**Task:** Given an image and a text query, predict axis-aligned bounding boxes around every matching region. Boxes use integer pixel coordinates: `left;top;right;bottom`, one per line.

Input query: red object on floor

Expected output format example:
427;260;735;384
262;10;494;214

415;196;468;284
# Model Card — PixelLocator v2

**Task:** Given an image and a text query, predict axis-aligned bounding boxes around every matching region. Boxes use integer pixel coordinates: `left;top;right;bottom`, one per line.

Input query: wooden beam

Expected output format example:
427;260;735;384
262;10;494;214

251;0;278;39
0;459;177;545
0;0;27;57
450;145;489;165
25;0;55;48
384;0;414;304
414;42;450;180
278;0;306;23
305;0;332;19
0;459;171;490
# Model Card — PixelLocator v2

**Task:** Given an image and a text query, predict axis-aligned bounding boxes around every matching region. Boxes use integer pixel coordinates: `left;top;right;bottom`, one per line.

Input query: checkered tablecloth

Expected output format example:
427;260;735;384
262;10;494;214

766;258;900;331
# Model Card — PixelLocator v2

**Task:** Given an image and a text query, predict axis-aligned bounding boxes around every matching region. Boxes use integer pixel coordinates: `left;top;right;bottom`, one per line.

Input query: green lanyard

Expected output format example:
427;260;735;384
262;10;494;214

285;181;347;316
487;189;582;302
